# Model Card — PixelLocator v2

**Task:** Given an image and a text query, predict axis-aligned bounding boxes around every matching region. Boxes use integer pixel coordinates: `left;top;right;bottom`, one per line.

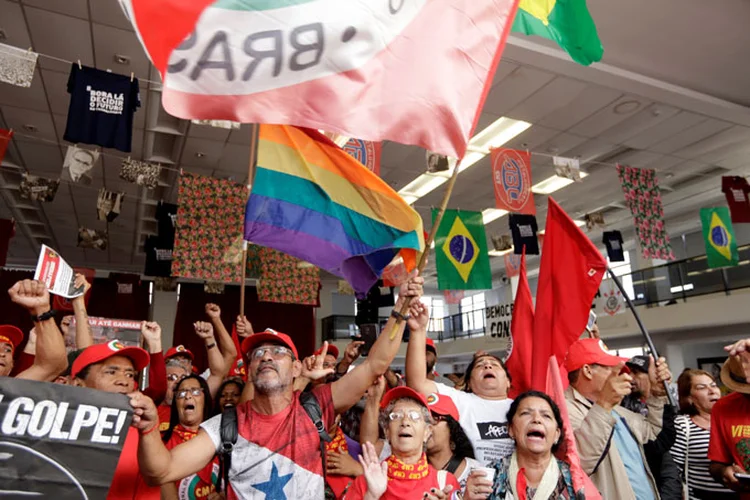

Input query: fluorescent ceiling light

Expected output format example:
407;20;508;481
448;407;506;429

489;248;513;257
397;117;531;203
531;172;589;195
482;208;509;225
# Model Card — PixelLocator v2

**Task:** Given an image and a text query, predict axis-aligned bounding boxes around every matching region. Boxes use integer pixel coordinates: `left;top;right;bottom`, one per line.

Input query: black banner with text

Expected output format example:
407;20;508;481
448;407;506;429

0;377;132;499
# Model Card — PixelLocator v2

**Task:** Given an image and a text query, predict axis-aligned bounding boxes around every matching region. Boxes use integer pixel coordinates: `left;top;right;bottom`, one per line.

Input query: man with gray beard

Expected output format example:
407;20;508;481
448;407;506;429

128;274;424;499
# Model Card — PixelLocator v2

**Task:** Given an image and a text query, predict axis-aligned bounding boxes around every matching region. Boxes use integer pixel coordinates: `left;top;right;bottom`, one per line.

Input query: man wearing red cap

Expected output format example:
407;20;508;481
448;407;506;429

72;339;159;499
3;279;68;381
564;338;672;500
129;274;424;499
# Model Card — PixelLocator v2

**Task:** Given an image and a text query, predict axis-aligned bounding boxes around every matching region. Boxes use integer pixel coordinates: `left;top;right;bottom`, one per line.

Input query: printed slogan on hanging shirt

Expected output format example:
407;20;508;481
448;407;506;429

88;87;125;115
0;377;132;498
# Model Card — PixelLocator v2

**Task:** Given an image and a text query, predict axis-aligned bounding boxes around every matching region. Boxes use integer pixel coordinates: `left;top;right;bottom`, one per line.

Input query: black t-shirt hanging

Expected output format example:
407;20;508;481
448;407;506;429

156;202;178;241
603;231;625;262
509;214;539;255
144;236;173;277
64;64;140;152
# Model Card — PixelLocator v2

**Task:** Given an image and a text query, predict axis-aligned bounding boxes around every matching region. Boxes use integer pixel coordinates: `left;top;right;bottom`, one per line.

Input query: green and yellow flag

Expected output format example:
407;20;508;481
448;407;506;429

432;209;492;290
701;207;739;268
512;0;603;66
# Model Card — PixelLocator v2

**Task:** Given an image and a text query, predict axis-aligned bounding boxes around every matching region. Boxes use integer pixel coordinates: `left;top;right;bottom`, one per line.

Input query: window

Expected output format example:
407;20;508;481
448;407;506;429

422;296;445;332
615;346;645;358
608;250;635;300
460;293;486;332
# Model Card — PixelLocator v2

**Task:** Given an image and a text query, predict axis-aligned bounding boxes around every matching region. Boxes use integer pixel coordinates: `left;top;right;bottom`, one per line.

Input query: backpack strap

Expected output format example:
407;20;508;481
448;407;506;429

437;469;448;490
218;406;238;493
299;391;332;485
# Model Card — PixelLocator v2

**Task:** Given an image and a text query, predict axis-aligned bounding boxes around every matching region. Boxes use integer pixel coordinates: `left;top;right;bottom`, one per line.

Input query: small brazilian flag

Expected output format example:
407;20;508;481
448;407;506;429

512;0;603;66
432;209;492;290
701;207;739;268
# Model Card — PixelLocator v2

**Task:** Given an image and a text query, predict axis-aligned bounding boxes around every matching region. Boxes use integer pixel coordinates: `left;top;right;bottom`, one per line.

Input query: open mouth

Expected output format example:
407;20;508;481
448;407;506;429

223;402;235;408
526;429;546;441
483;372;496;380
184;403;196;412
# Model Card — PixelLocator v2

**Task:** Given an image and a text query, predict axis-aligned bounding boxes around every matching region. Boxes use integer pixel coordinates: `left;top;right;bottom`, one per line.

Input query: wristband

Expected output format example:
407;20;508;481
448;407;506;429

206;342;216;349
30;309;56;323
140;423;159;436
390;309;410;322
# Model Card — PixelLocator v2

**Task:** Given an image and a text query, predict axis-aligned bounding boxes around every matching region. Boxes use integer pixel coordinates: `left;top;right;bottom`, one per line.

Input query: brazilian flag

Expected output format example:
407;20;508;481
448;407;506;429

701;207;739;268
512;0;603;66
432;209;492;290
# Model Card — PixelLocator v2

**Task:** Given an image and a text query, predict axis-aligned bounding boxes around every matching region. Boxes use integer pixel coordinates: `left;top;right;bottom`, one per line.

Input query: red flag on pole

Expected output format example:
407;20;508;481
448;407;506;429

505;250;534;399
228;324;247;381
546;356;602;499
530;197;606;390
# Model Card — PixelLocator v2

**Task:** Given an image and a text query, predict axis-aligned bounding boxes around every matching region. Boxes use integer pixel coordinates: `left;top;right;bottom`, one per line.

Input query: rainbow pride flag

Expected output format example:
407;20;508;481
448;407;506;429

245;125;424;295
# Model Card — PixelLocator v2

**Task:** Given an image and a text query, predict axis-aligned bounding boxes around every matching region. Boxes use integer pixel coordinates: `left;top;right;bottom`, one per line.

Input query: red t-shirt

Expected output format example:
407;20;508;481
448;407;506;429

166;425;220;499
722;176;750;223
343;455;459;500
158;404;172;432
708;392;750;499
200;384;335;500
107;427;161;499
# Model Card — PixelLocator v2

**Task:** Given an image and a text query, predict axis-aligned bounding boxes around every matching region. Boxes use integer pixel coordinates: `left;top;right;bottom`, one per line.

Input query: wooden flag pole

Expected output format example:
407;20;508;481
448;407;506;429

388;159;462;339
240;123;260;318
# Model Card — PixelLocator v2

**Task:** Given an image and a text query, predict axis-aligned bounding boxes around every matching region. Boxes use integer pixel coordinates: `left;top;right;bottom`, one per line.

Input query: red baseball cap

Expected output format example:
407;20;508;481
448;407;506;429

425;338;437;354
565;338;628;372
314;344;339;360
426;393;459;421
0;325;24;352
72;340;150;378
165;345;194;362
241;329;299;360
380;386;428;410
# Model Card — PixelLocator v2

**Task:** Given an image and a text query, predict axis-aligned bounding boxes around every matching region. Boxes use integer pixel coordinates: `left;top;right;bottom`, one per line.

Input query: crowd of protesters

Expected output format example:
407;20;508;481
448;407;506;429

2;274;750;500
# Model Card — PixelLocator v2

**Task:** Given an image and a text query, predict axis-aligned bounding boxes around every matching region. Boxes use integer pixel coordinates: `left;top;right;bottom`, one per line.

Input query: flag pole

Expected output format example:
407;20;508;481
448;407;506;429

606;267;678;409
388;158;462;339
240;123;260;318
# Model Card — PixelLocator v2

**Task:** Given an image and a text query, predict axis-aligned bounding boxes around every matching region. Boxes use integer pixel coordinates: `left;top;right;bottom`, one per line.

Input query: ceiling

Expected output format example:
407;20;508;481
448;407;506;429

1;0;750;288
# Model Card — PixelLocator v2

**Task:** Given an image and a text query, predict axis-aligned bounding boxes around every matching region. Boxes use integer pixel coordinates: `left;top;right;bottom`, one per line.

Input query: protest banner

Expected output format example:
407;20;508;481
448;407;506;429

67;317;142;352
484;303;512;349
53;268;96;312
33;245;85;299
0;377;132;498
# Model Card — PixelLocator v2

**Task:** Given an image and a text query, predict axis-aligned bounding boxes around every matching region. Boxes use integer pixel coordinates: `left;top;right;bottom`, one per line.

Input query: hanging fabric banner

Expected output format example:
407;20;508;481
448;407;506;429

491;148;535;215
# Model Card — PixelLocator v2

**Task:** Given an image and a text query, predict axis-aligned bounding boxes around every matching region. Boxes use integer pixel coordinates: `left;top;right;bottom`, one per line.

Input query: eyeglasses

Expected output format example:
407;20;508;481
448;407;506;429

388;410;424;423
251;346;294;360
167;373;186;382
431;413;447;423
176;388;203;399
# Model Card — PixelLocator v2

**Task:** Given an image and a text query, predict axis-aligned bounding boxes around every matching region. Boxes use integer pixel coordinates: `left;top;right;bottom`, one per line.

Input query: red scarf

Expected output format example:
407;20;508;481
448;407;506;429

517;468;528;500
326;426;349;454
170;425;216;490
386;453;430;481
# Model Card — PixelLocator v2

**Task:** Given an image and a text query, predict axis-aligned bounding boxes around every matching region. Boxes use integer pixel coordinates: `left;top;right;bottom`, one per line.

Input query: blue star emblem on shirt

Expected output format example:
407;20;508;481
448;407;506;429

251;462;293;499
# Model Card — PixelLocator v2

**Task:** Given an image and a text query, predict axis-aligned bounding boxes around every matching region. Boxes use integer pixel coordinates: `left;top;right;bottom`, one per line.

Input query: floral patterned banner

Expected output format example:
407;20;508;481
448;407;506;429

616;165;674;260
256;247;320;306
172;173;248;281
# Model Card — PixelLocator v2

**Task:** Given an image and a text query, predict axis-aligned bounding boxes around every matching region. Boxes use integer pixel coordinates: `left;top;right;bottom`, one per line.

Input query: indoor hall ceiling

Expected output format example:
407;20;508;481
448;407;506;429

1;0;749;287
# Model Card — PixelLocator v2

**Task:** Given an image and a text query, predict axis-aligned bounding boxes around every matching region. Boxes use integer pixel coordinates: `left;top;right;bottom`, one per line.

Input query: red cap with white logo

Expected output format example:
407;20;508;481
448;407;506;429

72;340;150;378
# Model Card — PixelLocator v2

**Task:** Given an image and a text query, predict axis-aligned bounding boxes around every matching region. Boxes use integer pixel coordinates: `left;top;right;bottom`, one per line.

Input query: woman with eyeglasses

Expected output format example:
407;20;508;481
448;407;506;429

670;369;737;500
344;386;460;500
161;374;219;500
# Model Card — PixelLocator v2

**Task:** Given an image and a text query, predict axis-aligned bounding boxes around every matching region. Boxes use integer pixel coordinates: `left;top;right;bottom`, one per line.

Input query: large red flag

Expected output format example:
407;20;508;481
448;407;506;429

530;197;606;390
505;250;534;399
120;0;521;158
546;356;602;499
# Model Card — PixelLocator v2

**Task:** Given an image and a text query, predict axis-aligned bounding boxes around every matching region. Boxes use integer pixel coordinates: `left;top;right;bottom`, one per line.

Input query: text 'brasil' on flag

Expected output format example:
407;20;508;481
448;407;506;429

432;209;492;291
120;0;521;158
244;125;424;296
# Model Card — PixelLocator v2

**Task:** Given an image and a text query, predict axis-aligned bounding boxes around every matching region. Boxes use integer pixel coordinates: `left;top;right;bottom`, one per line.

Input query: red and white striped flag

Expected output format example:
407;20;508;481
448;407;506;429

120;0;520;158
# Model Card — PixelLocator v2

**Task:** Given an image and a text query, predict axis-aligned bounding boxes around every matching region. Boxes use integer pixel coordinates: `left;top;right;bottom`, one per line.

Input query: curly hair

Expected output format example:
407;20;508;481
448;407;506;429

162;374;213;443
507;390;565;453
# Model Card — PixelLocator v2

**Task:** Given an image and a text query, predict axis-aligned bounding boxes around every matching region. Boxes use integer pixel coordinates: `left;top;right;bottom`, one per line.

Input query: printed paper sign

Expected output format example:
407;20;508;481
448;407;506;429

67;317;142;352
484;303;512;348
33;245;84;299
0;377;132;498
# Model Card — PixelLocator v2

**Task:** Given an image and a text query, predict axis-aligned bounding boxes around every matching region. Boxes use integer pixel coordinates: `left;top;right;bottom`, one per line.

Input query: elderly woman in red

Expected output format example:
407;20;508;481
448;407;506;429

344;386;460;500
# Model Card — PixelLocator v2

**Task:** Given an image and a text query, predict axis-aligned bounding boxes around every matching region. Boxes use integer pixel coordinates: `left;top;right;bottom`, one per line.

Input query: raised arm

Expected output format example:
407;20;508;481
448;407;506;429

404;300;437;396
360;376;386;456
205;304;238;372
71;274;94;349
10;280;68;381
336;338;364;377
331;275;424;414
194;321;228;398
140;321;167;404
129;392;217;485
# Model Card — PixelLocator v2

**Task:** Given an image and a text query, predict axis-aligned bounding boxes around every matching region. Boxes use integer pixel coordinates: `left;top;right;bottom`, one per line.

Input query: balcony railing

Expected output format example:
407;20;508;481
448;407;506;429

321;244;750;342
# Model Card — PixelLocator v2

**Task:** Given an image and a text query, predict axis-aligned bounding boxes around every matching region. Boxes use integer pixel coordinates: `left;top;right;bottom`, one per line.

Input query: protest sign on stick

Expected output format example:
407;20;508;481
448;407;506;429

33;244;85;299
0;377;132;498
